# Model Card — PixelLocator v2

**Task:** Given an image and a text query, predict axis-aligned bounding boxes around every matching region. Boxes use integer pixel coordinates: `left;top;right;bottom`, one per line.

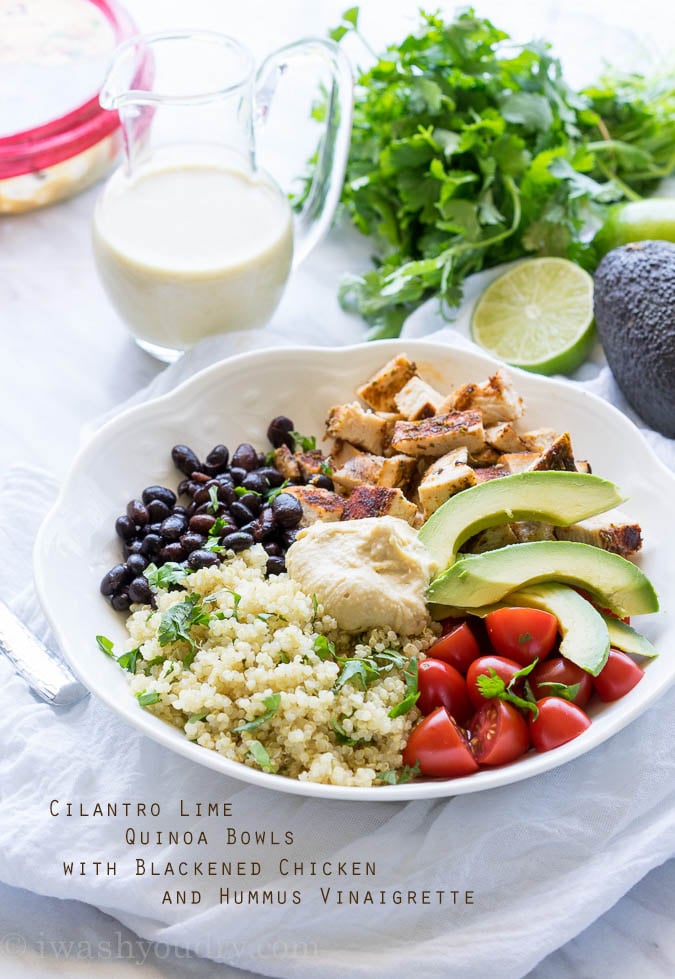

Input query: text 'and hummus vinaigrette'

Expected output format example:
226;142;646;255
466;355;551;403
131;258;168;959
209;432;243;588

93;159;293;351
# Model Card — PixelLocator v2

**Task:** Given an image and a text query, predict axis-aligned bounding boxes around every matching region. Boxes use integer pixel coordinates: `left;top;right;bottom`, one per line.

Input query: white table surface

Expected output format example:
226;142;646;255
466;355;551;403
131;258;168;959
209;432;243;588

2;1;674;976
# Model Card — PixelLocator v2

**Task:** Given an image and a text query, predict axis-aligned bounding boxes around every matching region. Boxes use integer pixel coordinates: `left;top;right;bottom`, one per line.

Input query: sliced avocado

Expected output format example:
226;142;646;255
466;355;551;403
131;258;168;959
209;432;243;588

601;614;659;659
418;471;625;571
429;583;610;675
427;540;659;618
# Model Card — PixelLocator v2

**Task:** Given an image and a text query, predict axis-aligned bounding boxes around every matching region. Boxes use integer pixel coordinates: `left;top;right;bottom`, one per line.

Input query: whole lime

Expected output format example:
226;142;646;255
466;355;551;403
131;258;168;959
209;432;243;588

593;198;675;259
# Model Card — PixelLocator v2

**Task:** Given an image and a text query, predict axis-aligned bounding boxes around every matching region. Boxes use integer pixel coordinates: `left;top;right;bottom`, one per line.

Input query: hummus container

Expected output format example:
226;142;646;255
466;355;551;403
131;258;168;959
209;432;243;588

0;0;144;213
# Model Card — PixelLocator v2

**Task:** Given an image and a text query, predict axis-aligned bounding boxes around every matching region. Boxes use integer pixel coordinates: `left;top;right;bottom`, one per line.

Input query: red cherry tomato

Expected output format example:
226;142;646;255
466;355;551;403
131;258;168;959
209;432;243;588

470;699;531;766
466;655;522;710
593;649;644;702
417;659;470;723
428;620;481;674
402;707;479;778
529;697;591;752
485;607;558;666
530;657;593;708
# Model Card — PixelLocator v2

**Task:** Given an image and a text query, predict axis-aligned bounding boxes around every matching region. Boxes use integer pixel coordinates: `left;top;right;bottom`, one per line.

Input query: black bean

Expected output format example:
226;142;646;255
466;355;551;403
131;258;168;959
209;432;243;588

251;508;276;542
188;549;220;570
257;466;286;487
231;443;259;471
189;513;216;535
115;515;137;540
126;499;149;526
230;501;254;525
308;473;334;491
180;532;205;554
238;521;257;536
160;515;187;540
100;564;130;596
172;445;201;477
111;590;131;611
128;576;153;604
215;477;237;503
191;471;211;484
194;501;221;516
266;556;286;576
145;522;163;535
193;479;220;506
263;542;282;557
271;493;303;528
140;533;162;558
281;528;300;548
238;492;262;514
205;444;229;470
242;471;268;494
267;415;295;449
147;499;171;523
229;466;247;485
123;540;144;557
159;542;186;563
257;452;268;467
222;531;254;552
172;505;187;516
142;485;177;508
177;478;196;498
126;553;148;577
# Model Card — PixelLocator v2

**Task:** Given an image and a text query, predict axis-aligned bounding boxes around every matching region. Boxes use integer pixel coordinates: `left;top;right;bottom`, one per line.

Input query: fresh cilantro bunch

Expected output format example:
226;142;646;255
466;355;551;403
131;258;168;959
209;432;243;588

315;8;675;338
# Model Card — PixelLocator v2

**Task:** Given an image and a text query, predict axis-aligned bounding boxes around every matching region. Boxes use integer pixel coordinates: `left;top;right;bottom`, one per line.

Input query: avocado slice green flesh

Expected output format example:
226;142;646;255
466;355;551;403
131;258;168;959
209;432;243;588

427;540;659;618
429;582;610;675
418;471;625;572
601;614;659;659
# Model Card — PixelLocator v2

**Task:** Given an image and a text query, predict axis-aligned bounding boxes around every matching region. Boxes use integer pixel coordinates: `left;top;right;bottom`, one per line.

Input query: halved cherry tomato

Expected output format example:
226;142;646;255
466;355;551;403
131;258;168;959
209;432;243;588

402;707;479;778
470;699;530;766
530;657;593;708
428;620;481;674
529;697;591;752
593;649;644;702
485;607;558;666
466;655;522;710
417;659;470;723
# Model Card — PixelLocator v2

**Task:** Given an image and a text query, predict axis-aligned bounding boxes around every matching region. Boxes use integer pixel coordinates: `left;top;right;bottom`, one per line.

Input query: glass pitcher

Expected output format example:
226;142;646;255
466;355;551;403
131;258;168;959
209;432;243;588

92;31;352;361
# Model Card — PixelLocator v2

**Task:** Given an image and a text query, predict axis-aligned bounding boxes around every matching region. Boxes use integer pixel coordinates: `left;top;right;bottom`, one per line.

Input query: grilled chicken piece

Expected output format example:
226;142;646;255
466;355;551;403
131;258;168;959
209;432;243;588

284;486;345;526
575;460;592;474
533;432;576;472
391;411;485;457
325;401;388;455
498;433;576;475
356;354;417;412
329;439;362;469
473;465;508;483
464;524;518;554
470;445;501;466
511;521;557;543
497;452;540;474
342;485;417;525
331;451;416;492
273;445;301;480
441;371;524;424
417;447;477;519
520;428;559;452
379;411;406;456
554;509;642;557
295;450;328;481
486;421;527;454
394;376;444;421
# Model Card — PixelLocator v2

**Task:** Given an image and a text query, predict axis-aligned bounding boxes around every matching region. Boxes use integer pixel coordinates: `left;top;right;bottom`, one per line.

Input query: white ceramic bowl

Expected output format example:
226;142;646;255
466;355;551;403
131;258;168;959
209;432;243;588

34;340;675;800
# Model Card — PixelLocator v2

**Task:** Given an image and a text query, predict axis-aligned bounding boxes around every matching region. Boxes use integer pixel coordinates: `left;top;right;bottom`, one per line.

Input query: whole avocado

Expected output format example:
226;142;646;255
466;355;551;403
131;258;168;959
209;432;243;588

594;240;675;438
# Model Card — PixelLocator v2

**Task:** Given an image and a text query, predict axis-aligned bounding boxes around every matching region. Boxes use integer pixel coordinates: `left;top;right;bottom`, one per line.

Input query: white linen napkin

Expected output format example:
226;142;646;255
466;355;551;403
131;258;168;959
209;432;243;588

1;323;675;979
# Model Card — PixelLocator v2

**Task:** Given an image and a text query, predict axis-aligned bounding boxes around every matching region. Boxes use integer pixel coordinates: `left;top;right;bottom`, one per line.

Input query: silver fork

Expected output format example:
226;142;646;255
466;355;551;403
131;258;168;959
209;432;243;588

0;599;88;706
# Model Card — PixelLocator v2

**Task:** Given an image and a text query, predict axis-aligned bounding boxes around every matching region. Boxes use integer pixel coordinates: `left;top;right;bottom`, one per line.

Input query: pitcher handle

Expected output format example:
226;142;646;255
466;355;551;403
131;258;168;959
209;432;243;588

255;39;353;269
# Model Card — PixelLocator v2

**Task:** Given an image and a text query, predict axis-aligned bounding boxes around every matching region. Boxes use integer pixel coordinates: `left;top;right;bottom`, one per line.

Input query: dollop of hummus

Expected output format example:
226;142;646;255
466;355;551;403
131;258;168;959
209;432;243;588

285;516;435;635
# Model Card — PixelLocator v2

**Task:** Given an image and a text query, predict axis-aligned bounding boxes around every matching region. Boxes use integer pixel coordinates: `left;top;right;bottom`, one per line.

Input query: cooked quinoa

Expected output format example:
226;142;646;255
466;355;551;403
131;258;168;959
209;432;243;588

124;545;437;786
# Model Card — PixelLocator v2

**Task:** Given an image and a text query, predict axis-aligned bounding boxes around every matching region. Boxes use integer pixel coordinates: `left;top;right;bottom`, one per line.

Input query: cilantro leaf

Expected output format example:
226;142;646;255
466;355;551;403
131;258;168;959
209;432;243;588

116;648;139;673
290;430;316;451
136;690;160;707
232;693;281;734
96;635;115;657
157;593;211;650
144;562;192;592
376;760;421;785
331;715;369;747
475;661;540;718
538;680;582;702
246;740;276;773
388;657;420;718
313;635;336;661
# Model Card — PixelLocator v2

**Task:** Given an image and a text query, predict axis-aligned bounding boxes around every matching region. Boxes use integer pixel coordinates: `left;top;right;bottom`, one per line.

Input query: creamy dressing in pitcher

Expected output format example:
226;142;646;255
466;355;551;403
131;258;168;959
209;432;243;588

92;160;293;351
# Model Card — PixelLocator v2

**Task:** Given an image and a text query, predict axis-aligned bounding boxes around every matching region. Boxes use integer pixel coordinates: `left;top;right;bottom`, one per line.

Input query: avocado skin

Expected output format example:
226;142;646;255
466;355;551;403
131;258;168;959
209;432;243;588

594;240;675;438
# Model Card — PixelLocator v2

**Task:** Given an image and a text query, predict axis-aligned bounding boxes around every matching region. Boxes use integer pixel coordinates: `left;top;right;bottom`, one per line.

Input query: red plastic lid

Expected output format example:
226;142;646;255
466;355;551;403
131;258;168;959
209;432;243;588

0;0;140;178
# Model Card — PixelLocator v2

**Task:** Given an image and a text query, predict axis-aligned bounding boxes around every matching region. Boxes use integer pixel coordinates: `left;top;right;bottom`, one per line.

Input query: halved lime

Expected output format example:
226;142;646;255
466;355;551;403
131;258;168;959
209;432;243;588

471;258;595;375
